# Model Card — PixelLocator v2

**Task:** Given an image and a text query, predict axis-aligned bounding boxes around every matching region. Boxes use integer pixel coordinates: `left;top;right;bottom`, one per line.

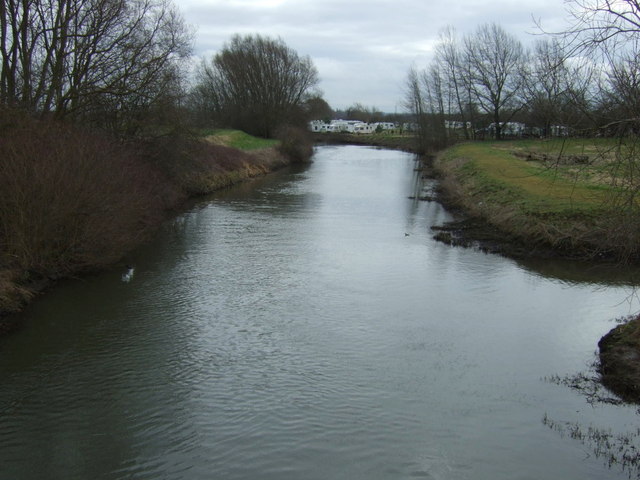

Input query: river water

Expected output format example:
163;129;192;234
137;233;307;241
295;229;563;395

2;145;640;480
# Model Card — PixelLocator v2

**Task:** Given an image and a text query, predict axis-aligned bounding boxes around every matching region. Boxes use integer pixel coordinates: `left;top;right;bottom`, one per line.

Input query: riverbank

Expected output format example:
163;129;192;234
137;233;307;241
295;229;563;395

430;140;639;262
311;132;421;153
598;314;640;403
0;119;310;334
430;138;640;403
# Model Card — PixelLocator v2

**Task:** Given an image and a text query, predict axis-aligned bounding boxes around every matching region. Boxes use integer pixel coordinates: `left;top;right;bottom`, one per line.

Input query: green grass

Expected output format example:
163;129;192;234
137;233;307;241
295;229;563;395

200;129;280;151
435;137;640;260
441;140;617;215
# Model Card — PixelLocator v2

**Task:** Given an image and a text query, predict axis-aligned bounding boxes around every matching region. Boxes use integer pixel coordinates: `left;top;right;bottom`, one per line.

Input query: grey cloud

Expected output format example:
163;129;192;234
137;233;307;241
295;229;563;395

181;0;570;112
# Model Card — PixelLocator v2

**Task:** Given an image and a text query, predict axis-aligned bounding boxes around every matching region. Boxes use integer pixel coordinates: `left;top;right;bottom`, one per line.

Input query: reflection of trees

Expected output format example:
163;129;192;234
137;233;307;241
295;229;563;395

516;256;640;286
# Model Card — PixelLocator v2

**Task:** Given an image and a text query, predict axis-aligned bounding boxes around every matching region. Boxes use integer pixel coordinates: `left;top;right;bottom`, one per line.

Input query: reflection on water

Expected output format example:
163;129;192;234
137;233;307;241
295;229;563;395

516;255;640;287
1;145;639;480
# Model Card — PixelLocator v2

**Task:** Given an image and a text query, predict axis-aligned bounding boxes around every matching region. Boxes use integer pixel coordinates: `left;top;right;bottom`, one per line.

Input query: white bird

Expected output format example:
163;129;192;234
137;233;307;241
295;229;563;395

122;265;135;283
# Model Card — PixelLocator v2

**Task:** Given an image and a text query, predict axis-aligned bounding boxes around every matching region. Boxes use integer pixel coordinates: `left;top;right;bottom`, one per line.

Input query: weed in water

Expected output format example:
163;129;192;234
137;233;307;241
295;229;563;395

542;414;640;477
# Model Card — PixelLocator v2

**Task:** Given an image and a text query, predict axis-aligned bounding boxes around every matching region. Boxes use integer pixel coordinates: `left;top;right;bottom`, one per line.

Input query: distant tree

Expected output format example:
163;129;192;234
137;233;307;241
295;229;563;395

524;38;596;135
403;66;448;153
463;23;527;139
344;102;383;123
593;46;640;131
304;95;333;123
524;39;567;135
194;34;318;138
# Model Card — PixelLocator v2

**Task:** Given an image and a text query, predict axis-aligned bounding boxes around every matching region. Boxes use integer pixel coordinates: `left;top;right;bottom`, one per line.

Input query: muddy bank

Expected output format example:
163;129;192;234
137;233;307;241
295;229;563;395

428;214;619;263
430;218;564;259
598;316;640;404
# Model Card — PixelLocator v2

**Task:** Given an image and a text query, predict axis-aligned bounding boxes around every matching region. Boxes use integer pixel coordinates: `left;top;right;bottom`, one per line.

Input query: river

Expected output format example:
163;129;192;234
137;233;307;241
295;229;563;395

1;145;640;480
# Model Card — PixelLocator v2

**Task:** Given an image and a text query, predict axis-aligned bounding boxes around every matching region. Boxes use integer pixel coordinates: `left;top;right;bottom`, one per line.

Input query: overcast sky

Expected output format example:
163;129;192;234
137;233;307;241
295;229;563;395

179;0;572;113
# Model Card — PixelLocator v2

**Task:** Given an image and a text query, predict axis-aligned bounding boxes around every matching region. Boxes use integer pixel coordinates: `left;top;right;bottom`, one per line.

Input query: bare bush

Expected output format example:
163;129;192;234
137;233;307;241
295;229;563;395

0;110;177;277
275;125;313;163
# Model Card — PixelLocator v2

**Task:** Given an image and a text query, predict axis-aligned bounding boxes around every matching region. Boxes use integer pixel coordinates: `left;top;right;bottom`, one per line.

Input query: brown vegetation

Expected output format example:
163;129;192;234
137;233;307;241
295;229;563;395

0;112;178;278
276;125;314;163
0;110;300;328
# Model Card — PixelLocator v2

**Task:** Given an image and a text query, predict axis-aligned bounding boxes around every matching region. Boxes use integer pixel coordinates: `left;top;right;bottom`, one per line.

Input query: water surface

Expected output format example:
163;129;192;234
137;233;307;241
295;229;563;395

1;145;639;479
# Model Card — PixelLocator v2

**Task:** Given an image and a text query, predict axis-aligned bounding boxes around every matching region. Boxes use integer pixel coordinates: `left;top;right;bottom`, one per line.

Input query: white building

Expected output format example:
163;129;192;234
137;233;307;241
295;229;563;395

308;119;377;134
444;120;472;130
373;122;397;131
487;122;526;137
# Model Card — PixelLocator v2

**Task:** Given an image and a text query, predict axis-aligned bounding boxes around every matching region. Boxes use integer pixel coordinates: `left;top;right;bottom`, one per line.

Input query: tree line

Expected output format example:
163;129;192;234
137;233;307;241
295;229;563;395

406;0;640;151
1;1;323;139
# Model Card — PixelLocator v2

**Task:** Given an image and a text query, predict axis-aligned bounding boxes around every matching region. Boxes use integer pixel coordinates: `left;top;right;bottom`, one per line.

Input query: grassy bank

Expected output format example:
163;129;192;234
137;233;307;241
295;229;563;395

433;138;640;261
0;114;309;331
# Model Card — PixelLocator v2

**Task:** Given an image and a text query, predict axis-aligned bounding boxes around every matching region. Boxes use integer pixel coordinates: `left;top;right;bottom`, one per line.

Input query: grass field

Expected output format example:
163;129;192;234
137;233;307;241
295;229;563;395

435;137;640;260
439;139;629;213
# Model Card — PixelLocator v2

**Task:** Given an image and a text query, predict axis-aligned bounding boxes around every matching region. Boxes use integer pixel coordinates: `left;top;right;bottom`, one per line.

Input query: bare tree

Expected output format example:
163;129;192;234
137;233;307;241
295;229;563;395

604;46;640;125
524;38;597;135
403;66;448;153
435;27;470;139
463;23;527;139
525;39;567;135
0;0;192;132
404;66;428;152
194;34;318;138
559;0;640;52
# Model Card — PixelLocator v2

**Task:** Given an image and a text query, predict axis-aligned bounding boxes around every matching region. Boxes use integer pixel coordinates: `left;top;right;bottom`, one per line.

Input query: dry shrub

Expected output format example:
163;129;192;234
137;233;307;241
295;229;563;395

0;270;35;313
275;125;313;163
249;146;290;171
0;111;178;278
144;134;283;195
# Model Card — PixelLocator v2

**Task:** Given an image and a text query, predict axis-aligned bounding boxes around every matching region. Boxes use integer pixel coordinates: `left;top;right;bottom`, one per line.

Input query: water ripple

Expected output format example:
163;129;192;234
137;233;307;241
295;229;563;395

1;146;638;480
